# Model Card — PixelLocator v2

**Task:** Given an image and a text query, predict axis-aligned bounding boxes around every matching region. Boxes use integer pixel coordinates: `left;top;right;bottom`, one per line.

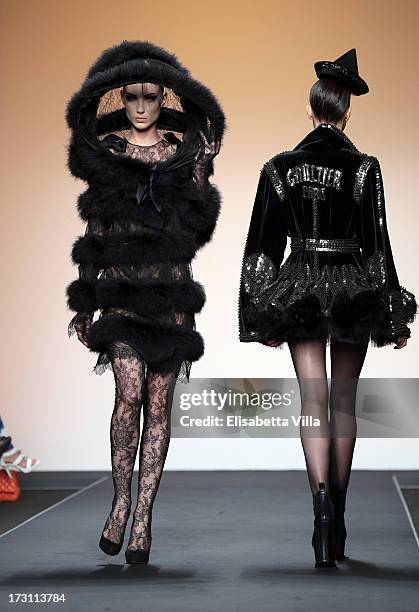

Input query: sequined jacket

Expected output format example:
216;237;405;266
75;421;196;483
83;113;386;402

238;122;417;347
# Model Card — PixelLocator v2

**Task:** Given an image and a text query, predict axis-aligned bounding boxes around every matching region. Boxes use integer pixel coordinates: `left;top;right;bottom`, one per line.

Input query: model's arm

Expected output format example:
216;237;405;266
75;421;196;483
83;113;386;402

192;132;219;188
239;162;288;340
66;215;107;345
358;156;417;342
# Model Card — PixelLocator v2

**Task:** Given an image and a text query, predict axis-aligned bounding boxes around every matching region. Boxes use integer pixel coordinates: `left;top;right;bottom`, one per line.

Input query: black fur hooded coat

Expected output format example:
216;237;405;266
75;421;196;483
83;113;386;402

65;40;225;381
238;122;417;348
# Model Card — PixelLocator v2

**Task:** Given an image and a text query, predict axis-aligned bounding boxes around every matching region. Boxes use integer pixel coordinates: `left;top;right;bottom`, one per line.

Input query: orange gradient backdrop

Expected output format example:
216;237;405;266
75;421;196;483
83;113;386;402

1;0;418;469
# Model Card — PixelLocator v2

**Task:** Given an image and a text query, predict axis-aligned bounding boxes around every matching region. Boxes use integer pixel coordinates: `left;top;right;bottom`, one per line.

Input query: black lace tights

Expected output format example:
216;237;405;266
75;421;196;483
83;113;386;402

101;341;180;551
288;337;368;500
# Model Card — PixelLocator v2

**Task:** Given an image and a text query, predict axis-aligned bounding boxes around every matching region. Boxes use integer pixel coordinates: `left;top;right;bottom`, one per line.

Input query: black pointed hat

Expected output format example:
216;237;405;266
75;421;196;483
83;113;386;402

314;48;369;96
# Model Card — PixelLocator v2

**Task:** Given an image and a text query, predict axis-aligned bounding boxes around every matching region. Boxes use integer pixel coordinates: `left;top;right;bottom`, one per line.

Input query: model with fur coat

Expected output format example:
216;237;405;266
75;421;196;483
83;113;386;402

65;40;224;563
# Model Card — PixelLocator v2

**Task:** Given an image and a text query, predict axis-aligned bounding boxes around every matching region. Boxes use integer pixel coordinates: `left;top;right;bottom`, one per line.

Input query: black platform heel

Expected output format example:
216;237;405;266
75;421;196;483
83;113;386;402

99;533;124;556
125;546;150;564
99;499;131;556
331;488;347;561
125;517;151;564
311;482;336;568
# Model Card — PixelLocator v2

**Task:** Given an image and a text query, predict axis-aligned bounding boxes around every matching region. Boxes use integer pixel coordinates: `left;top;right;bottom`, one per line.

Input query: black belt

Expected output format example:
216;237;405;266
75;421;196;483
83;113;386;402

290;237;361;253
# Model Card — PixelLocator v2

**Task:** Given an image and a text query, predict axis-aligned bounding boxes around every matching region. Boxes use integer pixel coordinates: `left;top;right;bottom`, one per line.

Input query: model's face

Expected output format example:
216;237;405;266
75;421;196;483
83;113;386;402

121;83;164;130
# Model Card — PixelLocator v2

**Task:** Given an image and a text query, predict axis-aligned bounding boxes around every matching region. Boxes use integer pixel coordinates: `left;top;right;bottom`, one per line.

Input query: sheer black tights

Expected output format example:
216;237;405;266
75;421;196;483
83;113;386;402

288;337;368;499
101;341;180;551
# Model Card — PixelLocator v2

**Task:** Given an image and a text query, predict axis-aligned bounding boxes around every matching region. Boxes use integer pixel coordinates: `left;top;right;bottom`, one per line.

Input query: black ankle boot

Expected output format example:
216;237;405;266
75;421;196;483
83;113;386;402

311;482;336;568
331;488;347;561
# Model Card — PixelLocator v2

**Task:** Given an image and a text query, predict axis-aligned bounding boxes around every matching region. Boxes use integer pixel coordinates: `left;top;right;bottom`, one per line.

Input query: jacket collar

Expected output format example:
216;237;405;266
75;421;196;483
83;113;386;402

294;122;359;152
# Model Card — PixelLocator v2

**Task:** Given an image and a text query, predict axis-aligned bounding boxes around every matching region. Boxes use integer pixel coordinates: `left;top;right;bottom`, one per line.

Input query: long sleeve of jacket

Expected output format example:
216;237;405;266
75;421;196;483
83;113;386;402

238;164;288;340
67;215;107;336
357;156;417;340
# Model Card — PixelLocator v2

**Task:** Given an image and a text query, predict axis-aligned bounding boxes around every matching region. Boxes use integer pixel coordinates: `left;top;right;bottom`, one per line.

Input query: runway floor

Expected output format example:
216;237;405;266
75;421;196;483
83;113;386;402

0;471;418;612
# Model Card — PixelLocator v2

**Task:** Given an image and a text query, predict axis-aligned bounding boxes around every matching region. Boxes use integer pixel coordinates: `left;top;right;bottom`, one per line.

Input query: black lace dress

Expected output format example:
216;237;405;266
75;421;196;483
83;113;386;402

68;133;209;383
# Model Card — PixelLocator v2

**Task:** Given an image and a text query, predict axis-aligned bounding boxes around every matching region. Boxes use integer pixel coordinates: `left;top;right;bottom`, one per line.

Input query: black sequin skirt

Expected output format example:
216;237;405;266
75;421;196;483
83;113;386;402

241;248;417;348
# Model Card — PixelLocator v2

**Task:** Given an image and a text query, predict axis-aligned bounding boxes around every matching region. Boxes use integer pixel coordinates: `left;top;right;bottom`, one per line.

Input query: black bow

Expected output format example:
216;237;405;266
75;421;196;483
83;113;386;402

136;163;161;211
135;164;165;228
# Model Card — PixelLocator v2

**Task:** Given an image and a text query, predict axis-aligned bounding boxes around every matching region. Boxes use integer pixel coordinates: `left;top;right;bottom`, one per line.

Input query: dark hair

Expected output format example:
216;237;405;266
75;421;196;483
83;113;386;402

309;77;351;123
122;82;164;95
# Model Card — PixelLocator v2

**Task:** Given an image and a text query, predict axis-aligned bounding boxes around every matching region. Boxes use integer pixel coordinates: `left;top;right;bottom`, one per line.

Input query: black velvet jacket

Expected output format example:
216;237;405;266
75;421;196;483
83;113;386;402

238;123;417;347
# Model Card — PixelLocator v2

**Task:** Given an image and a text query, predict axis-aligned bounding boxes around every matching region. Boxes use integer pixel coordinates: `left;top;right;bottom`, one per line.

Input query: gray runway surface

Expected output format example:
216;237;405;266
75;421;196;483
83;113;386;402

0;471;418;612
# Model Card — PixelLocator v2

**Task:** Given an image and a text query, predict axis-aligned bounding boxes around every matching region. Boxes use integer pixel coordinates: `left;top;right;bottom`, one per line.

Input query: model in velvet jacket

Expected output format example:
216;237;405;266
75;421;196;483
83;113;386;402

238;48;417;568
65;40;224;564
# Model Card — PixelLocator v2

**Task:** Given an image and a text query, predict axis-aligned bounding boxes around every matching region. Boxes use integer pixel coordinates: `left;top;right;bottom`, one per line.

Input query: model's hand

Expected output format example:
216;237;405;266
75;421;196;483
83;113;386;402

394;336;408;349
73;312;93;348
266;338;282;347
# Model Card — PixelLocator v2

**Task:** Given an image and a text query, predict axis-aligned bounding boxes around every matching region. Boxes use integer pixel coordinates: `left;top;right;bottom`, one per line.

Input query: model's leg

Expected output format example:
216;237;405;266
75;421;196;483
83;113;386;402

329;339;368;516
101;341;147;546
288;338;329;493
288;338;337;567
127;362;181;552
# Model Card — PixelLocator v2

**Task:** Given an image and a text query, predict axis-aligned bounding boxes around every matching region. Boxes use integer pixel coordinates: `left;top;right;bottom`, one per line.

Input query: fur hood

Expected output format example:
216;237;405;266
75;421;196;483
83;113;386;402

65;39;225;180
65;39;226;234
